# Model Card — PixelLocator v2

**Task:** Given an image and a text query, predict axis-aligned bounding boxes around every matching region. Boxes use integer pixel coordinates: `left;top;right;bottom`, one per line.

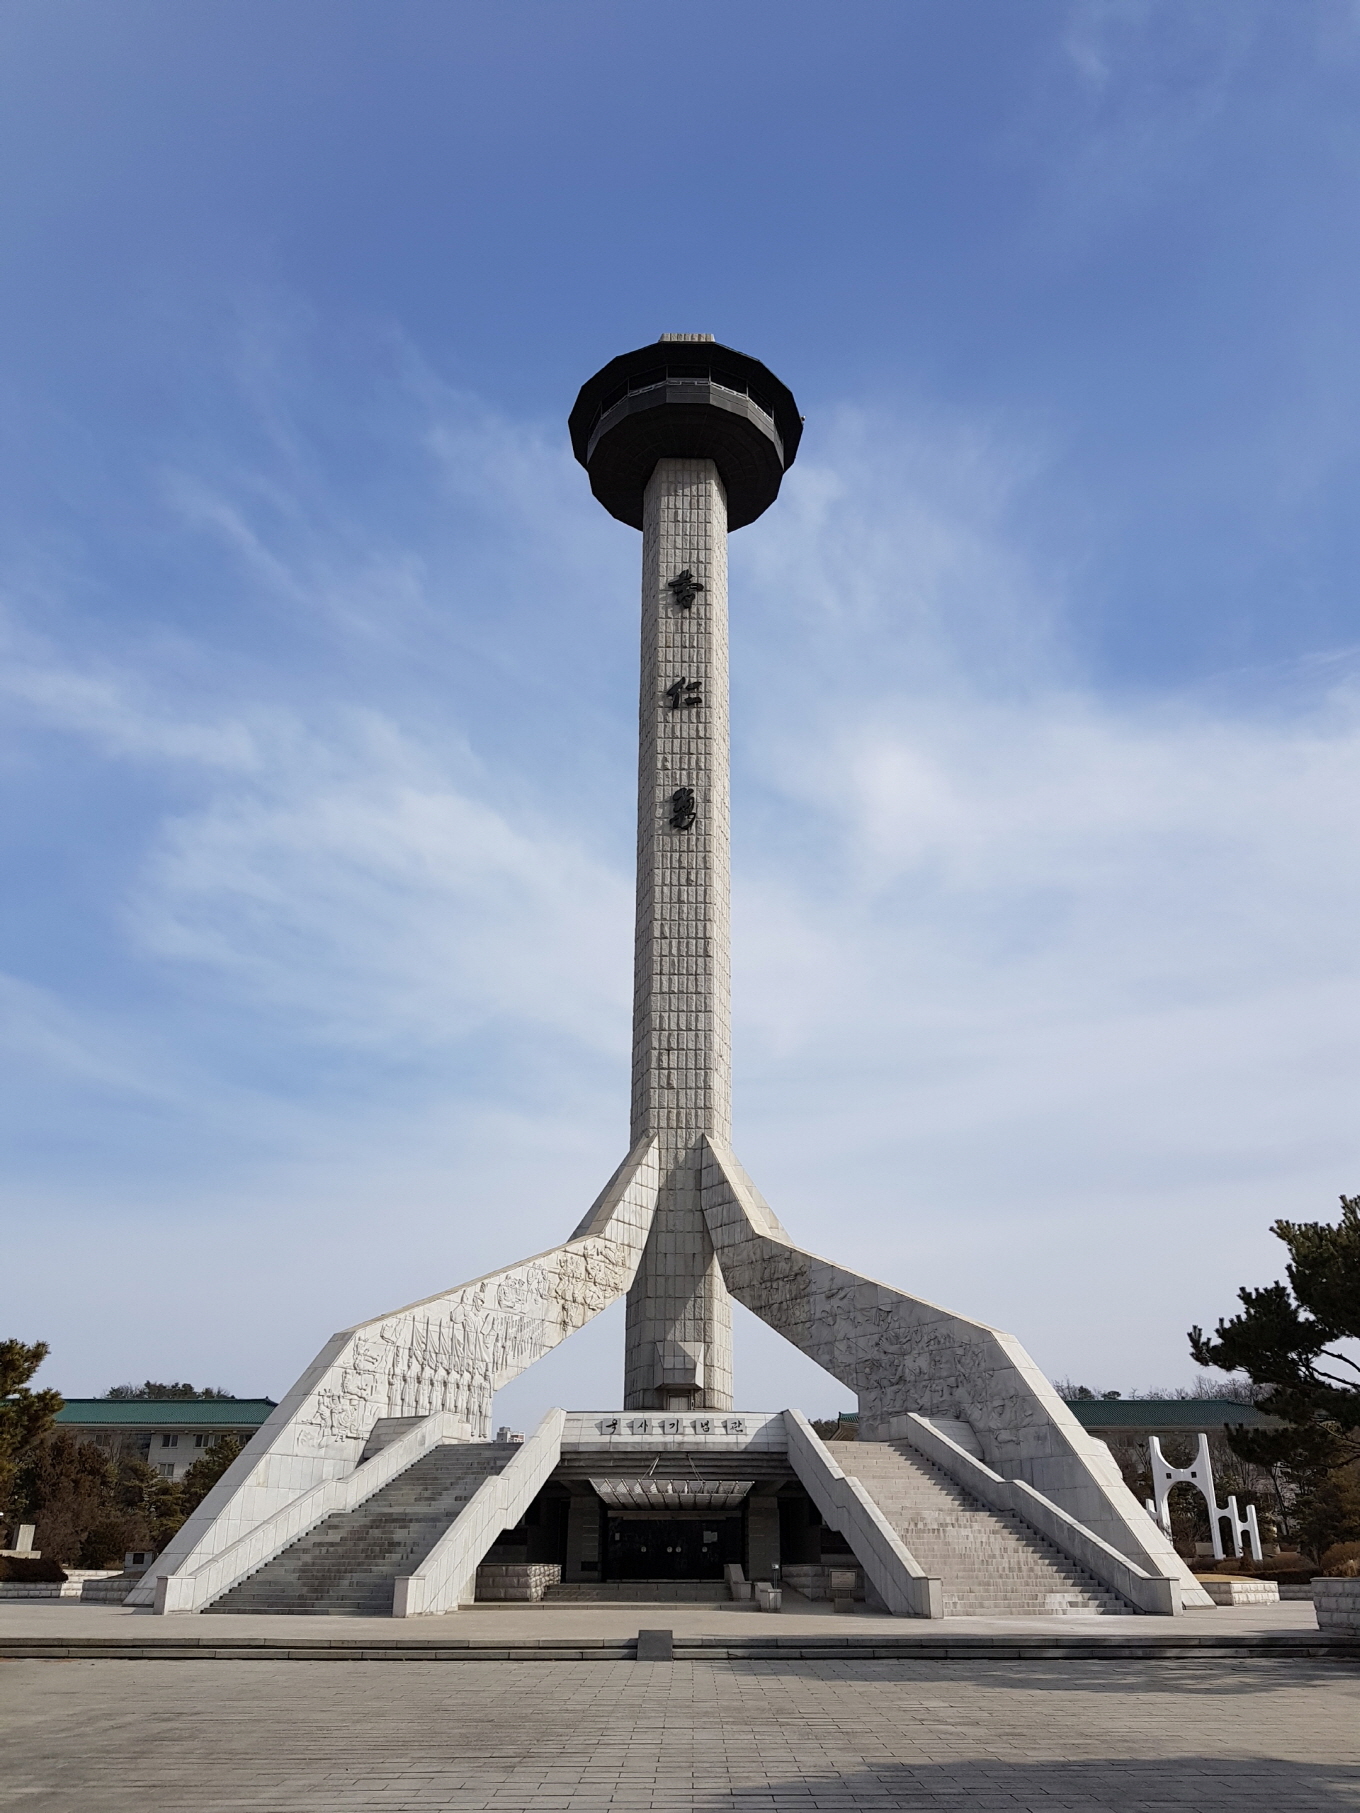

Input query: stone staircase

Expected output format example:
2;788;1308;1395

206;1443;513;1616
842;1442;1127;1617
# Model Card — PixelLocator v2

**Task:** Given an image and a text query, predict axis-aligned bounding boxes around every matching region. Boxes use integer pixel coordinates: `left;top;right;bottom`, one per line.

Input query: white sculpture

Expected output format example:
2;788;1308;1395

1147;1433;1263;1562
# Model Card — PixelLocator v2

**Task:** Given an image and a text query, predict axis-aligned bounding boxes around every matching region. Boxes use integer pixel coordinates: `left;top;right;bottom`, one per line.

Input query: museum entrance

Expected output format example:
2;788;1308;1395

604;1514;743;1581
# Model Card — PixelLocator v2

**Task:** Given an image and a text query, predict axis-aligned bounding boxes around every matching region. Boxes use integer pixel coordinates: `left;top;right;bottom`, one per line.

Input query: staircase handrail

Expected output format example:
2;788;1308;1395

153;1410;469;1613
783;1410;942;1618
393;1408;567;1616
897;1413;1179;1616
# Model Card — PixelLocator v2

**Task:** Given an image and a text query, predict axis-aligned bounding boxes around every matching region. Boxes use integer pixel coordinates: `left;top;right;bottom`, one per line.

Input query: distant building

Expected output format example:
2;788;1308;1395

1062;1399;1284;1441
818;1401;1285;1444
53;1400;276;1483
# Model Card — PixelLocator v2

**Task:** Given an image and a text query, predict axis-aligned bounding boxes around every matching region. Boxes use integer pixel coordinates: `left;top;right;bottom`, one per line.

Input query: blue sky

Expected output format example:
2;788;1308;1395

3;2;1359;1418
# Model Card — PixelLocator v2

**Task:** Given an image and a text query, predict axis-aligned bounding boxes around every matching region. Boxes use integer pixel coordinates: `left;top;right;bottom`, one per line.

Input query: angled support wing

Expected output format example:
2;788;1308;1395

131;1138;660;1610
700;1136;1210;1609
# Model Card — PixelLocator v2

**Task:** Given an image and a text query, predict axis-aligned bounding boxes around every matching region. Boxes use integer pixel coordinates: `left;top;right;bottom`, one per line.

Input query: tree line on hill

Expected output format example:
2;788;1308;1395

103;1381;237;1400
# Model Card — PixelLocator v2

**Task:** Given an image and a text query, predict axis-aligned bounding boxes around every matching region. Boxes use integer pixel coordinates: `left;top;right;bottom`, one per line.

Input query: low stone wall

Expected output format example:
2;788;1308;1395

475;1563;562;1602
79;1574;141;1604
1314;1579;1360;1634
781;1565;865;1603
0;1571;133;1603
1197;1577;1280;1606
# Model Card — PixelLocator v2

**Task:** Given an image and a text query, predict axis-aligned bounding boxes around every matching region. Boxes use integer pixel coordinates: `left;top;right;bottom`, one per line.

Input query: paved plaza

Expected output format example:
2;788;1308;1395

3;1648;1358;1811
1;1602;1357;1813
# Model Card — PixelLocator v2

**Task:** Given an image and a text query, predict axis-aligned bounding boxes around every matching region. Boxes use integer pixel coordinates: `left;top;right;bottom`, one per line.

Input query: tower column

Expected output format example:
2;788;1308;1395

570;333;802;1409
624;457;733;1409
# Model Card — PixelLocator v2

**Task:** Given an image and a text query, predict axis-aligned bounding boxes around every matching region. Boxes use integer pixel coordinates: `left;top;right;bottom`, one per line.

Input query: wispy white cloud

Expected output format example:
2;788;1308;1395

737;682;1360;1116
135;707;633;1054
737;404;1064;684
717;414;1360;1391
0;610;260;769
0;972;170;1098
1015;2;1269;250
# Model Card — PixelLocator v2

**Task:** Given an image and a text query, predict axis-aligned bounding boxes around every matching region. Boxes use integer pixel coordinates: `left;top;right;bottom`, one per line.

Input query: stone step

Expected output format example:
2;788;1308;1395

544;1580;730;1604
206;1442;516;1616
843;1442;1126;1617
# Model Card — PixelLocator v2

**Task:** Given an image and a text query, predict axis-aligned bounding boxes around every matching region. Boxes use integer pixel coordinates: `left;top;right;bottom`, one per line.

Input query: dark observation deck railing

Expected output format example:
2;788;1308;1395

585;363;782;438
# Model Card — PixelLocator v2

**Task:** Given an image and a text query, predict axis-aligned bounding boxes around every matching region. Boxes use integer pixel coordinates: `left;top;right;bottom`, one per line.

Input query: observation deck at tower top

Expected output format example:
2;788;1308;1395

569;335;803;530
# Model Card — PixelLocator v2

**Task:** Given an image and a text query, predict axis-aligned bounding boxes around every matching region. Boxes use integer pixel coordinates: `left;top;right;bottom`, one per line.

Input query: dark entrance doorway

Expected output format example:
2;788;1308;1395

604;1514;743;1580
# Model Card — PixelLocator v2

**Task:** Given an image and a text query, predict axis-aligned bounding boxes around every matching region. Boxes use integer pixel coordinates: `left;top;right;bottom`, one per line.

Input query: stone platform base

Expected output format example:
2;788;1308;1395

1197;1577;1281;1606
0;1571;135;1604
544;1580;730;1605
1;1599;1349;1663
4;1625;1354;1663
475;1565;561;1602
1315;1579;1360;1633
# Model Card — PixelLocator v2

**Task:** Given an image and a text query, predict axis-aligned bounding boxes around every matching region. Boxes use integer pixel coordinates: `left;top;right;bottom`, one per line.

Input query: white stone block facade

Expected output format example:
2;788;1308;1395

624;459;734;1411
1314;1578;1360;1632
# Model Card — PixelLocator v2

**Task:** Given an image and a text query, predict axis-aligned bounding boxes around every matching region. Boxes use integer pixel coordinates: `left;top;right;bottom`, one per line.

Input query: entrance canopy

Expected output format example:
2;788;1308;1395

589;1478;753;1516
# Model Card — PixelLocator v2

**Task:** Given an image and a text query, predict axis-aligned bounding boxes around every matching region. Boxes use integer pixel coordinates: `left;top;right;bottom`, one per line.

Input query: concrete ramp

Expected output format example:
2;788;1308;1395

131;1141;659;1611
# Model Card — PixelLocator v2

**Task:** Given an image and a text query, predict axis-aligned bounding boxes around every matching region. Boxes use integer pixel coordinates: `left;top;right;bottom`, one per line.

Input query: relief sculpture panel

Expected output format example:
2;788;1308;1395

700;1136;1093;1457
697;1133;1197;1589
298;1158;658;1447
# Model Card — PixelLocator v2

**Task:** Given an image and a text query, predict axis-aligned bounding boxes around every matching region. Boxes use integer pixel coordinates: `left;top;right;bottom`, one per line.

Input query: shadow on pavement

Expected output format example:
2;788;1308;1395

719;1653;1355;1697
705;1752;1360;1811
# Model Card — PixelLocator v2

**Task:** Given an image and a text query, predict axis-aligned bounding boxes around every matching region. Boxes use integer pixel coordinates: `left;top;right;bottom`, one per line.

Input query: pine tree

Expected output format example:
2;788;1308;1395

0;1340;63;1529
1191;1194;1360;1557
18;1431;117;1565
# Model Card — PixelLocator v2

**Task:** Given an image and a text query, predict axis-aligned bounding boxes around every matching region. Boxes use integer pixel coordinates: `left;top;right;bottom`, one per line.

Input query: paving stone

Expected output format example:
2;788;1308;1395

2;1654;1357;1811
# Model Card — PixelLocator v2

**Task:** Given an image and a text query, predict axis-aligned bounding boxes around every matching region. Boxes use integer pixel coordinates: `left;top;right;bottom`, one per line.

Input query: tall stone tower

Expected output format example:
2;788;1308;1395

568;336;803;1411
138;331;1206;1620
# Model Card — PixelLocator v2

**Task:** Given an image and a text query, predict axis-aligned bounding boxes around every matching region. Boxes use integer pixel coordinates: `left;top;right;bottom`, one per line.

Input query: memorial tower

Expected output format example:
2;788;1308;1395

135;335;1207;1620
567;335;803;1411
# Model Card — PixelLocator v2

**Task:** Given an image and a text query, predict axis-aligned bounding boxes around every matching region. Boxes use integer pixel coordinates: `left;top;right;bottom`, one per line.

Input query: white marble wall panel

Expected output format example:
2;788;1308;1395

702;1138;1209;1610
132;1140;661;1611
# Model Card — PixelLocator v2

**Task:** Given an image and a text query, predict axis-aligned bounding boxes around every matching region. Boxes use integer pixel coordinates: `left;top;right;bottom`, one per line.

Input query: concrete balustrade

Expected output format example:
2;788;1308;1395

392;1409;566;1617
153;1411;470;1613
896;1414;1179;1616
782;1411;942;1619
